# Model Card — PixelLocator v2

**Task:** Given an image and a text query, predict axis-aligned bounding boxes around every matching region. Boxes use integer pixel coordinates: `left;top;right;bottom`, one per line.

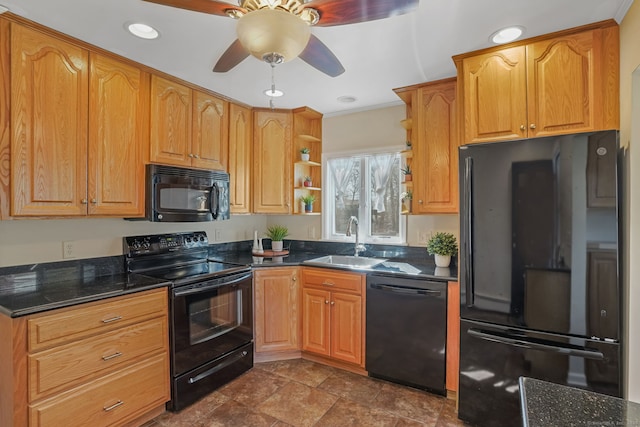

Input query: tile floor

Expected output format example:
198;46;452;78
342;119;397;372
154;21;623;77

146;359;470;427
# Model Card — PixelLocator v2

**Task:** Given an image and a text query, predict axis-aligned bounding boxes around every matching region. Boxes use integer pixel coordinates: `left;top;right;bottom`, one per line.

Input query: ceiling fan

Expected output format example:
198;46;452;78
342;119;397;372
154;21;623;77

143;0;419;77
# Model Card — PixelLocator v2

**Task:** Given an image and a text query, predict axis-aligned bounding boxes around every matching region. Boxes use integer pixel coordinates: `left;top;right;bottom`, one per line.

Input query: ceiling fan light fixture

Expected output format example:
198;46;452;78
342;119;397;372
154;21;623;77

490;26;525;44
236;8;311;63
127;22;159;40
264;88;284;97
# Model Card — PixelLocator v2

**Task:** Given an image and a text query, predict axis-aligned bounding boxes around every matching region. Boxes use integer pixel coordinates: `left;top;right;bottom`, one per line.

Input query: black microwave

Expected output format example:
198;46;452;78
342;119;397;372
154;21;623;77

145;164;230;222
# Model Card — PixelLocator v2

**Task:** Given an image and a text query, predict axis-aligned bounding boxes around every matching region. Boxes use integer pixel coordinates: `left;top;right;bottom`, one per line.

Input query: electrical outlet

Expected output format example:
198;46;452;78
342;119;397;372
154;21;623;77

418;231;430;244
215;229;222;241
62;241;76;259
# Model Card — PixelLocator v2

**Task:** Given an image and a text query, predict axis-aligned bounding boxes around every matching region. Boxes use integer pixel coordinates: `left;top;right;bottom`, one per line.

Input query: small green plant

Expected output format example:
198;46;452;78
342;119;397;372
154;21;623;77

426;232;458;256
304;176;312;182
401;190;413;201
401;164;412;175
300;194;316;205
266;225;289;242
300;147;310;154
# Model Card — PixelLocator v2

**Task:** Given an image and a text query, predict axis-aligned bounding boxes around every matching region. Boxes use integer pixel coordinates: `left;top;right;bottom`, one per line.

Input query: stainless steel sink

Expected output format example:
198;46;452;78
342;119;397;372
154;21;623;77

303;255;387;270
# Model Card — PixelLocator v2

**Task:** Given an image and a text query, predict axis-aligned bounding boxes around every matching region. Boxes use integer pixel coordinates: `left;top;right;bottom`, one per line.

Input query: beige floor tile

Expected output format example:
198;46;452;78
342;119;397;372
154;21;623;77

257;381;339;427
218;368;290;406
315;397;399;427
256;358;339;387
201;400;279;427
371;381;445;423
317;369;385;405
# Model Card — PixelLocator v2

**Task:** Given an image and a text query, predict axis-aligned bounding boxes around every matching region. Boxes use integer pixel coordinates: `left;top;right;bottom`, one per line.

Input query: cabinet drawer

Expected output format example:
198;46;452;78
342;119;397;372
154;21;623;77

28;288;167;351
29;353;169;427
29;316;168;401
302;268;364;294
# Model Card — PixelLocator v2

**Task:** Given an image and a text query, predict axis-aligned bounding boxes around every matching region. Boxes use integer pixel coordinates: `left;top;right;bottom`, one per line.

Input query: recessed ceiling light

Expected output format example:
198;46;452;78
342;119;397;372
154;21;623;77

490;26;524;44
127;22;159;40
337;96;357;103
264;88;284;97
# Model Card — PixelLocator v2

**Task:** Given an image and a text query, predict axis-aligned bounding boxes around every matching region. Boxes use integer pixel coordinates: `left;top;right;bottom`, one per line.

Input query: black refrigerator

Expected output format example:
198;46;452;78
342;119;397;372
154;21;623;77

457;130;622;427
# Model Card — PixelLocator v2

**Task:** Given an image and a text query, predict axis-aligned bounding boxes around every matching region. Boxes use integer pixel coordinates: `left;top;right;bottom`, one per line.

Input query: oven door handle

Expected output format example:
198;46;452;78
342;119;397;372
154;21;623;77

172;272;252;297
188;349;250;384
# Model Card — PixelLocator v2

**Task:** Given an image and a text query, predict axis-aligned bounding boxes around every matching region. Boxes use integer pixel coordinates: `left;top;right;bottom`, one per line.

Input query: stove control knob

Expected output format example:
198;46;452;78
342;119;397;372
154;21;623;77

143;241;150;249
199;236;205;242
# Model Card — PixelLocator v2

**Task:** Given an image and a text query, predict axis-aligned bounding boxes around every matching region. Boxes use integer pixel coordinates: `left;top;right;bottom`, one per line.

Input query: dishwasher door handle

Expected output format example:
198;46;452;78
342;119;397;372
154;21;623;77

370;283;442;297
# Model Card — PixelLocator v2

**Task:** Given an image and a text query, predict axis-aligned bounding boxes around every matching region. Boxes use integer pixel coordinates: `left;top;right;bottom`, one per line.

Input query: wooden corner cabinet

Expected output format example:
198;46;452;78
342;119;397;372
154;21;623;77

9;23;148;218
454;20;619;145
228;103;253;214
394;77;459;214
0;288;170;427
253;267;301;361
150;75;228;171
252;109;293;214
292;107;323;215
301;267;366;369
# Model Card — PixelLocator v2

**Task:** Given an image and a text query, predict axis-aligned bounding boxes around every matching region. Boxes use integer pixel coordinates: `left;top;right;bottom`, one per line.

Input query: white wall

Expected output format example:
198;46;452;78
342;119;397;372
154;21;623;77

620;1;640;402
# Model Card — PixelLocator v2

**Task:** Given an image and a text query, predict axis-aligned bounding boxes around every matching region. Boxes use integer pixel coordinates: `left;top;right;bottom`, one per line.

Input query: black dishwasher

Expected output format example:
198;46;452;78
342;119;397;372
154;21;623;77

366;274;447;395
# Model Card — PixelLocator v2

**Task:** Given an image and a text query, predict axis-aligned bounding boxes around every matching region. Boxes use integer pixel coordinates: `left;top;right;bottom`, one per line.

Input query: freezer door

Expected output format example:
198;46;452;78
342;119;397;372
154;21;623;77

459;130;620;340
457;319;620;427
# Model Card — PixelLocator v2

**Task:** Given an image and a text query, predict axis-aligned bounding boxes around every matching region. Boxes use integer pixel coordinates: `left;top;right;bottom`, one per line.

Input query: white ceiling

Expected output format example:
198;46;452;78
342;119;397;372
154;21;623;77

1;0;634;116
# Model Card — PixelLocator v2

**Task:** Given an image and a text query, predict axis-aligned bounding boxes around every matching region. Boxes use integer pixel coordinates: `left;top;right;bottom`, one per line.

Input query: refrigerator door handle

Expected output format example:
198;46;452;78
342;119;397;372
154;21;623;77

463;156;474;307
467;328;605;360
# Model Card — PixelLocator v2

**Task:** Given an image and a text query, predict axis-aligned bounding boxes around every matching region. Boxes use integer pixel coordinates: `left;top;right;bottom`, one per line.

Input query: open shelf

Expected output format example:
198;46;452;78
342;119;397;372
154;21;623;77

295;186;321;191
298;134;321;142
295;160;321;167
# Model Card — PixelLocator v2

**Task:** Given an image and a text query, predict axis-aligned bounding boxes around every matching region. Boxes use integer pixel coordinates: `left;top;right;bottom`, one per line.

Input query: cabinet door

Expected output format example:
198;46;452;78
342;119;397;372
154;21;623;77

228;103;252;214
414;80;458;213
88;54;148;216
253;110;292;214
302;287;331;357
254;268;300;353
192;91;228;170
527;31;597;137
460;46;527;144
330;292;362;366
11;25;88;216
150;75;191;167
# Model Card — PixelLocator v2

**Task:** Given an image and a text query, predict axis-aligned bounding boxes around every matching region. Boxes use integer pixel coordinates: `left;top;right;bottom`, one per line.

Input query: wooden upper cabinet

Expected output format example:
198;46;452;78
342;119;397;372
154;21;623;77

11;24;89;216
414;78;458;214
88;53;149;217
192;91;228;170
150;75;192;166
228;103;252;214
455;20;619;145
457;46;527;144
150;75;229;171
253;109;292;214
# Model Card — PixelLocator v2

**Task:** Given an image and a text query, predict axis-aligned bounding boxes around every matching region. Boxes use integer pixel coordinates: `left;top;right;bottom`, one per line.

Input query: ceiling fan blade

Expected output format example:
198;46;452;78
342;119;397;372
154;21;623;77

143;0;245;17
305;0;419;27
213;39;250;72
298;35;345;77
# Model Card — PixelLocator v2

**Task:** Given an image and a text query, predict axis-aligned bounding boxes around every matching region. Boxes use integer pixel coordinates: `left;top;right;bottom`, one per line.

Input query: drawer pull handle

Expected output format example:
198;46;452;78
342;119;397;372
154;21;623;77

102;352;123;361
103;400;124;412
322;281;334;286
101;316;122;324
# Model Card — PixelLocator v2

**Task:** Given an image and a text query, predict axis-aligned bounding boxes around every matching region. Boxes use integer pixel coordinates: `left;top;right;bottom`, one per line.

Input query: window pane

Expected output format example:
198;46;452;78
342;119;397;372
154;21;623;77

329;158;360;235
369;155;401;238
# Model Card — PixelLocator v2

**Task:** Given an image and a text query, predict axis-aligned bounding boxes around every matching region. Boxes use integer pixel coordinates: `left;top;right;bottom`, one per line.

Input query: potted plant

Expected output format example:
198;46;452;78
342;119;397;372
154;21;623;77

401;190;412;214
402;164;412;182
266;225;289;252
300;194;316;213
426;232;458;268
303;176;312;187
300;147;310;161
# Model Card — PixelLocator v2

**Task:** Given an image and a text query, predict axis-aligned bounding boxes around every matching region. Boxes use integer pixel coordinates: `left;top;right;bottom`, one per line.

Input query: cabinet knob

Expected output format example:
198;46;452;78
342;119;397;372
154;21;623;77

520;125;526;131
418;200;423;204
194;154;200;159
292;276;297;282
188;153;194;158
91;198;97;204
330;301;335;305
81;199;88;204
530;124;536;130
325;300;329;304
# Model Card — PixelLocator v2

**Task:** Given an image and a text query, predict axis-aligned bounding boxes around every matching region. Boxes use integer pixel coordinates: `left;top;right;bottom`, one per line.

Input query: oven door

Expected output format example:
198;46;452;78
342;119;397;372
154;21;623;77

171;271;253;376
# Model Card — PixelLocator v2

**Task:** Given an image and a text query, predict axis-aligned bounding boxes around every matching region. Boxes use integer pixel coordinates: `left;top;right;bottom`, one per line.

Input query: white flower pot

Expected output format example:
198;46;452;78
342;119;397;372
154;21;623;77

434;254;451;268
301;153;310;162
272;241;284;252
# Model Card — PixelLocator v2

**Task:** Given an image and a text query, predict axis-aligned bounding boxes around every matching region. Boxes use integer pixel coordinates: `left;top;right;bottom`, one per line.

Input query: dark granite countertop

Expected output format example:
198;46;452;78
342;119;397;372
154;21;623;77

0;257;170;318
519;377;640;426
208;240;458;282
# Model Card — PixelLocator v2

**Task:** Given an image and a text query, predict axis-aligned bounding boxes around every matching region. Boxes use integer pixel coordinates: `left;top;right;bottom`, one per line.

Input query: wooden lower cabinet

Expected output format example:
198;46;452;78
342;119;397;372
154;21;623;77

0;288;170;427
301;268;365;368
253;267;300;360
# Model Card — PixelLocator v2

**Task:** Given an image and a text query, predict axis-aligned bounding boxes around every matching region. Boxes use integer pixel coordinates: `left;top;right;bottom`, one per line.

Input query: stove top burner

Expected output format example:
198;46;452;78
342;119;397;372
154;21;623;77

143;261;250;286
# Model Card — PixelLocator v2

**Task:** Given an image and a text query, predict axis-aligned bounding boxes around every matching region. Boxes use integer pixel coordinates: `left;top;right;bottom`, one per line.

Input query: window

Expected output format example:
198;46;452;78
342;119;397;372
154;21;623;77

323;151;406;244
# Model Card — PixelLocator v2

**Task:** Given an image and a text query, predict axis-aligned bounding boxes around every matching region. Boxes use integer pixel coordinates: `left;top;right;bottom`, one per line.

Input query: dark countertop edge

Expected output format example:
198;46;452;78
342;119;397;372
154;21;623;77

1;280;170;319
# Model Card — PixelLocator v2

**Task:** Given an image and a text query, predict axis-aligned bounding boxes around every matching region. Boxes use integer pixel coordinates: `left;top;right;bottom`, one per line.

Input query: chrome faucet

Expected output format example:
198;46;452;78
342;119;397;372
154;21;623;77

346;216;366;257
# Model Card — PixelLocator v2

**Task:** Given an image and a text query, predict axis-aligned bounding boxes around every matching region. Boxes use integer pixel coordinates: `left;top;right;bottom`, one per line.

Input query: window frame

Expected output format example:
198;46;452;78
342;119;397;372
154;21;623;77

322;146;407;245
